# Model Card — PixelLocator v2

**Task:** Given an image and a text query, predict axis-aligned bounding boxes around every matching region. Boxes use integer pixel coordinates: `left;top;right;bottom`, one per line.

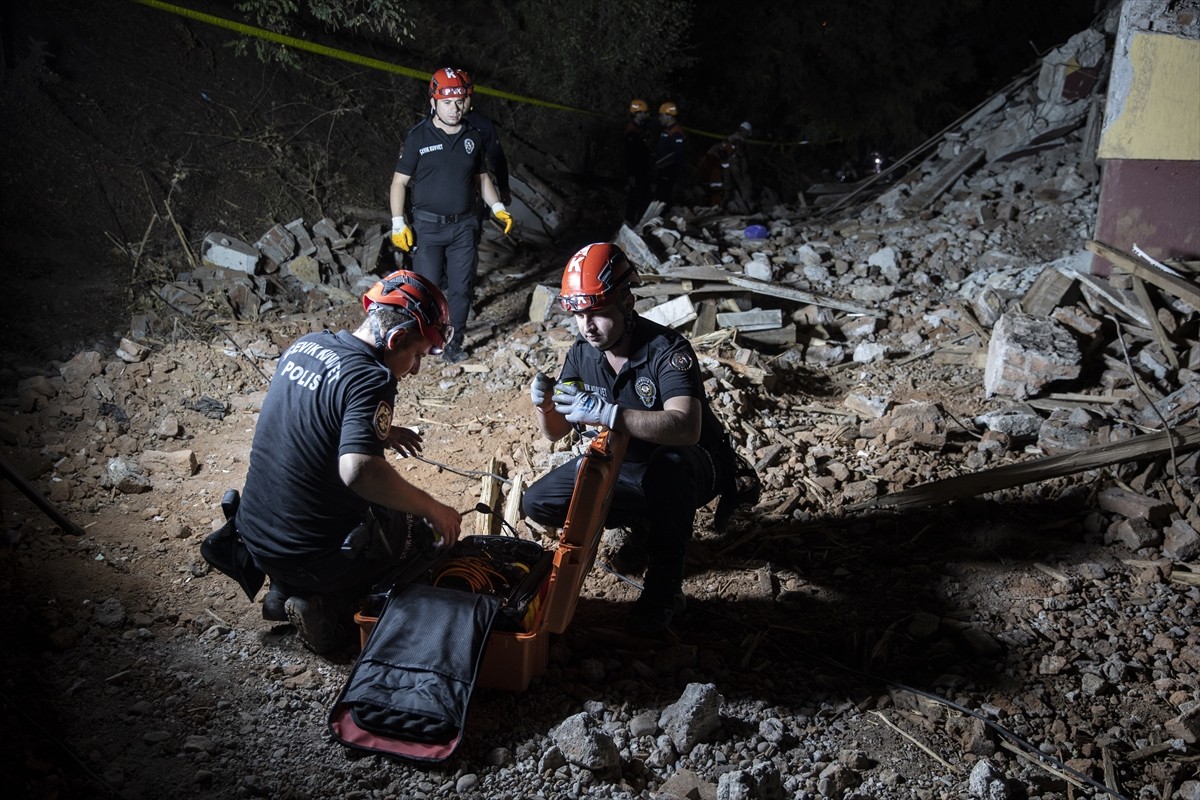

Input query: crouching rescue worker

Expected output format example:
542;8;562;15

522;243;760;639
234;270;463;654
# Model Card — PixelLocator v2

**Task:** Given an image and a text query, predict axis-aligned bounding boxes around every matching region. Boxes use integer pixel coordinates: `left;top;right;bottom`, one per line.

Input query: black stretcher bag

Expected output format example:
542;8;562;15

328;582;502;761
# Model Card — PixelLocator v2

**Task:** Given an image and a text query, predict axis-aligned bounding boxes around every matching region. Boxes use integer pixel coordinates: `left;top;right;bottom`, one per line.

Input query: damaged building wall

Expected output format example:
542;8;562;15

1092;0;1200;274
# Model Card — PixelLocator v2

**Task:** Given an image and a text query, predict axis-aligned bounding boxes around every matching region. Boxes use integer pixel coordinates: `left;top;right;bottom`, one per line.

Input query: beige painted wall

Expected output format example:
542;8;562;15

1099;32;1200;160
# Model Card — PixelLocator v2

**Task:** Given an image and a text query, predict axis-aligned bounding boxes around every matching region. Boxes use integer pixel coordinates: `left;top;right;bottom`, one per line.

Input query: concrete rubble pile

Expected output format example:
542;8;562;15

513;22;1198;566
146;164;568;335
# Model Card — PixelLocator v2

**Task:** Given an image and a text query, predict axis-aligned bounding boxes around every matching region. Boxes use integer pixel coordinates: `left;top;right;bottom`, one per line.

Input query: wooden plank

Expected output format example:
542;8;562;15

740;324;797;347
1130;275;1180;370
1073;270;1152;327
503;471;525;534
847;426;1200;512
727;275;878;316
1021;266;1078;317
656;265;880;317
476;455;503;535
1086;240;1200;311
902;147;984;211
692;300;718;337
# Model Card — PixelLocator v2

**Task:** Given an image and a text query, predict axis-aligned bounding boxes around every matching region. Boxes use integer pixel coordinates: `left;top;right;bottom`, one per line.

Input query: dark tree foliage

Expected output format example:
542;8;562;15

682;0;1099;154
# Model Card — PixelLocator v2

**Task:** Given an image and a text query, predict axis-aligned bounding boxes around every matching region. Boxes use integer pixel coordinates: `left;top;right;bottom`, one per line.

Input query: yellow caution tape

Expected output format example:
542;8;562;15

131;0;599;115
133;1;823;146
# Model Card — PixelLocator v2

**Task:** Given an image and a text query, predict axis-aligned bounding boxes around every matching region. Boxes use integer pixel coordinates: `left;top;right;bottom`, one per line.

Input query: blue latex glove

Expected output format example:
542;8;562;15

530;371;555;409
552;381;618;429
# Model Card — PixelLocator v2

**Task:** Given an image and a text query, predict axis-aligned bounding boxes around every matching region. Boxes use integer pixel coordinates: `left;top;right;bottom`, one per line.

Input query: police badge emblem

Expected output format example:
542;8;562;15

669;351;694;371
464;138;475;155
635;377;657;408
373;401;393;439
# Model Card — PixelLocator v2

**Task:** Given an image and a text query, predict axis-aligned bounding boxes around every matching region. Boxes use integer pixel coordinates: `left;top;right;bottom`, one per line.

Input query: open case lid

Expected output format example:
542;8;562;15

329;583;502;762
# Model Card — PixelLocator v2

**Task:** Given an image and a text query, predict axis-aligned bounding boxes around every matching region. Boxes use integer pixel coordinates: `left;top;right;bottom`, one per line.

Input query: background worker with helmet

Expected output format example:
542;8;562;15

233;270;464;654
522;243;760;639
623;98;654;225
698;121;754;212
454;67;512;323
653;100;687;207
389;67;513;363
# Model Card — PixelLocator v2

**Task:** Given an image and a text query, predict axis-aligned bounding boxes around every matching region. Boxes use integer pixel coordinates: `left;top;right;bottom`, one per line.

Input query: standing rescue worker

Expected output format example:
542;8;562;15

389;67;513;364
623;98;653;225
522;244;760;639
455;67;512;323
653;100;687;207
698;121;753;212
234;271;464;654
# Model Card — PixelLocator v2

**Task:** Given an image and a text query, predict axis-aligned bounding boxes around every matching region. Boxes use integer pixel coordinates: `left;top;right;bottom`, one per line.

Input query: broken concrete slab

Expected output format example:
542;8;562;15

200;233;259;274
254;223;295;267
984;312;1082;400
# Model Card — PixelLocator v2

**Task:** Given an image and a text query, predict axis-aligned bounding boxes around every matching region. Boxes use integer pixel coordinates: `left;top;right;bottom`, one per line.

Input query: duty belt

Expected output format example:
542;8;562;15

413;209;472;225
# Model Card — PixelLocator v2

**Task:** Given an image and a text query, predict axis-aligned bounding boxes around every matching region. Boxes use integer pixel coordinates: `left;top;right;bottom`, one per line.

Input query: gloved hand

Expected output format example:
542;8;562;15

491;203;513;235
552;381;618;429
530;371;555;410
391;216;413;252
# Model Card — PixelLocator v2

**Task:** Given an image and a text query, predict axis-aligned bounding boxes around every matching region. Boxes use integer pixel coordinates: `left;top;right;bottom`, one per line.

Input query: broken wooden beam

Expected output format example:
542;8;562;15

847;425;1200;512
1086;240;1200;311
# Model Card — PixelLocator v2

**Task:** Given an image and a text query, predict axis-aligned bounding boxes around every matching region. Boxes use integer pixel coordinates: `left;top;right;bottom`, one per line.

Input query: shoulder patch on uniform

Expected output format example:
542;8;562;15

670;351;694;371
373;401;393;440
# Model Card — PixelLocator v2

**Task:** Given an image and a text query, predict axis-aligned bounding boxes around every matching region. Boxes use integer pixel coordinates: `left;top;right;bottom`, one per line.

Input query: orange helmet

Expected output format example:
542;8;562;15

455;68;474;97
629;98;649;114
363;270;452;353
558;243;637;313
659;101;678;116
429;68;468;100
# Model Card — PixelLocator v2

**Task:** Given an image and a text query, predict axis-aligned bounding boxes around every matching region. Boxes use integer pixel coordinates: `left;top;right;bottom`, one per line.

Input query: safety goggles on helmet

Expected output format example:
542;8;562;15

363;271;453;354
429;68;468;100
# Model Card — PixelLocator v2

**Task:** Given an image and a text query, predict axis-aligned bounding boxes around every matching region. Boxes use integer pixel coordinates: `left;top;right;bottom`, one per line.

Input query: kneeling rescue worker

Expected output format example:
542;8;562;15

522;243;760;639
234;271;463;654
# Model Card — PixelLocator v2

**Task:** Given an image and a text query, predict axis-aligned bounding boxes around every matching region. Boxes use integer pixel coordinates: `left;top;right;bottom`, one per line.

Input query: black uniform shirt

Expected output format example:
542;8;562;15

237;330;396;560
466;110;510;198
394;117;487;217
558;315;728;464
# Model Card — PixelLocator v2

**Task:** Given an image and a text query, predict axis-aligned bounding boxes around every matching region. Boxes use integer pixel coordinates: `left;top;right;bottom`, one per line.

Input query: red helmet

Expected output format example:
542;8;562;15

629;98;648;114
363;270;452;353
429;68;468;100
455;68;475;97
558;243;637;313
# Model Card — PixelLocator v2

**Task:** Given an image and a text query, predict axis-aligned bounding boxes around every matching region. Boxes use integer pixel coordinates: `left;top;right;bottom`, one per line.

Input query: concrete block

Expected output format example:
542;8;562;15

528;284;557;324
1099;486;1174;526
254;223;295;266
715;308;781;332
642;295;697;329
282;254;321;289
885;402;947;449
285;218;317;256
975;406;1043;440
984;312;1081;399
201;233;259;274
1163;520;1200;561
844;393;891;419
